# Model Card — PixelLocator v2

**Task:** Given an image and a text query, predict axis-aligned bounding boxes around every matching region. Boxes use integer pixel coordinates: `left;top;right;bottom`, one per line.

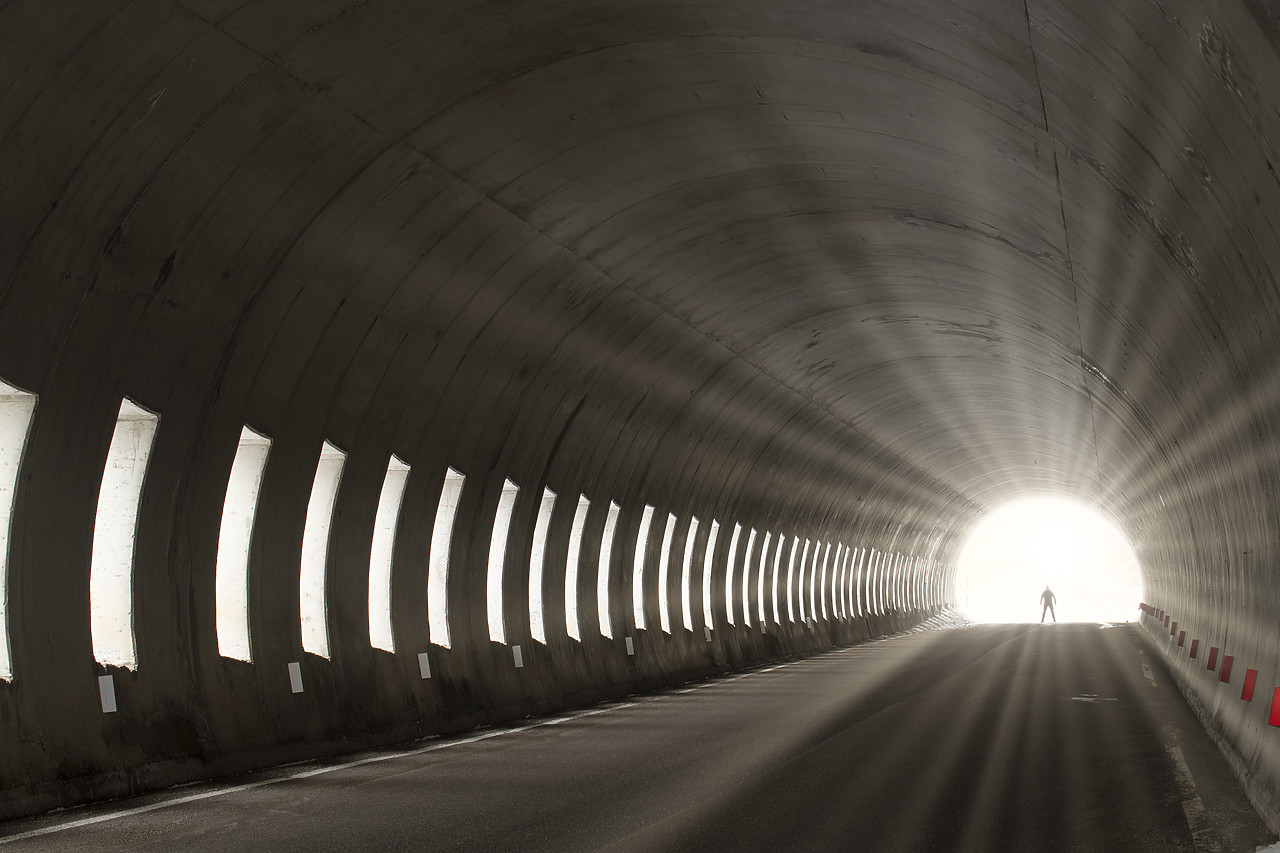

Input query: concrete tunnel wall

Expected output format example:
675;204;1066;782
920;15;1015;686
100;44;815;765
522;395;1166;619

4;0;1280;830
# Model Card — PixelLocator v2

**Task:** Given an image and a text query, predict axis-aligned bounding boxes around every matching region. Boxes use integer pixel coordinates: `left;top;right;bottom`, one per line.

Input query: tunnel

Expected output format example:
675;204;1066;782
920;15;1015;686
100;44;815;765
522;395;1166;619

3;0;1280;841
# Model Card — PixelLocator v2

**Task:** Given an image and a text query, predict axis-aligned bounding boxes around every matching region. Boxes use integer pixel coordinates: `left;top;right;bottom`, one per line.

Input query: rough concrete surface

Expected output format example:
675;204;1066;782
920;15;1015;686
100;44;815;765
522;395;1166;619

2;0;1280;833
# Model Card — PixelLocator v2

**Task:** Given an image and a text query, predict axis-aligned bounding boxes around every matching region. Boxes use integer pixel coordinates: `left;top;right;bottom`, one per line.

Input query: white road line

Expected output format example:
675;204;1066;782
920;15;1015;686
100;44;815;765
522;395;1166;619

1164;729;1222;853
0;702;635;844
1140;653;1157;687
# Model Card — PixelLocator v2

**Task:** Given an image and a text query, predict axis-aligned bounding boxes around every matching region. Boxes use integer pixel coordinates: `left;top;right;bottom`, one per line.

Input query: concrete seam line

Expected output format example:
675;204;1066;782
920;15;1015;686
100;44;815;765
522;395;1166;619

0;703;635;844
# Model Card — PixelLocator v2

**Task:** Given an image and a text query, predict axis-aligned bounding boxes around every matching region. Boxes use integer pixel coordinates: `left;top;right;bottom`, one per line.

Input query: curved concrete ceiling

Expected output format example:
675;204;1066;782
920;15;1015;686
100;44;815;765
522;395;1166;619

2;0;1280;826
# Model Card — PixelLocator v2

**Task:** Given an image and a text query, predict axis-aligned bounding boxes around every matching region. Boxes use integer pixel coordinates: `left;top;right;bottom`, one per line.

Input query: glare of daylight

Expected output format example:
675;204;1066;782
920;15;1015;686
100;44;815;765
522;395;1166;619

956;496;1144;624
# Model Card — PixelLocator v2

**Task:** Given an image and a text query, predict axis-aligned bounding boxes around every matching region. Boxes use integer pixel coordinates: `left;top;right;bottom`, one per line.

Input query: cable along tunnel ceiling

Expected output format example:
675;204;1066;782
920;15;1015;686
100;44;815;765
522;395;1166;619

5;4;1280;624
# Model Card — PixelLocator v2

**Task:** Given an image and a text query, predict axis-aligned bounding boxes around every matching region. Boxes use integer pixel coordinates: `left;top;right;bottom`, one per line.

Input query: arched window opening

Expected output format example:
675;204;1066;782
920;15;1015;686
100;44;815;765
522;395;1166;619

427;467;465;649
597;501;621;639
867;548;880;615
90;398;159;670
0;380;36;680
657;513;678;634
216;426;272;661
741;527;758;627
824;545;834;617
854;547;866;616
756;530;771;625
565;494;590;642
369;455;411;653
485;478;520;644
631;504;655;631
701;519;719;630
529;487;557;644
890;553;902;612
723;522;742;627
772;535;789;625
300;440;346;658
680;516;700;632
788;538;805;623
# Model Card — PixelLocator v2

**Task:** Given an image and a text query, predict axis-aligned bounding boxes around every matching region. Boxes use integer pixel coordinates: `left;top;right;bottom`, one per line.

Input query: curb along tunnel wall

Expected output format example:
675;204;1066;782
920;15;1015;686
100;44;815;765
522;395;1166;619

4;0;1280;832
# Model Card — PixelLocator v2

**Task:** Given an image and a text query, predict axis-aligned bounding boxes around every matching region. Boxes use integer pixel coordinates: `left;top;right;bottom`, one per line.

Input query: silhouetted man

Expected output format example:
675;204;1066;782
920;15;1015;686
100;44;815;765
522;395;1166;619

1040;585;1057;623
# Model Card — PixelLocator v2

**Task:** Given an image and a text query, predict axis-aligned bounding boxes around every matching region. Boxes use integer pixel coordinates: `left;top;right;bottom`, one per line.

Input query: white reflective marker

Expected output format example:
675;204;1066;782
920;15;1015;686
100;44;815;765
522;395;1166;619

631;505;655;631
216;427;272;662
417;651;432;679
300;441;346;659
90;398;159;670
512;644;524;668
0;380;36;680
724;522;742;626
701;520;719;630
657;513;677;634
427;468;466;649
565;495;591;642
741;528;757;627
597;502;621;639
369;455;410;653
288;661;303;694
528;488;557;645
625;636;635;656
486;479;520;644
680;516;700;632
98;675;117;713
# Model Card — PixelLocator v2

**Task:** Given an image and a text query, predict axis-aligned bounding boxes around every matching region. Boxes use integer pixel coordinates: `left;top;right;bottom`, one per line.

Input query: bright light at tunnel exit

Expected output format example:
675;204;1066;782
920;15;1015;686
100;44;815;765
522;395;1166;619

956;496;1144;624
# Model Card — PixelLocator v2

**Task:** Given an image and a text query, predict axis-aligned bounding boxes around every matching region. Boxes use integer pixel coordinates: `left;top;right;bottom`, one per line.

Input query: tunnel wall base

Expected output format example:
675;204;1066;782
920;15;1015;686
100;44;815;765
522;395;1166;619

0;609;937;822
1139;613;1280;834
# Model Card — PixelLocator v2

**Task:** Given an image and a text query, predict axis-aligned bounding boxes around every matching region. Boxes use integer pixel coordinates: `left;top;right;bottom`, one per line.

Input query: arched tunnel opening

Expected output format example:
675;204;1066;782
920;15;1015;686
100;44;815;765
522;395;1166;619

3;0;1280;847
956;494;1144;624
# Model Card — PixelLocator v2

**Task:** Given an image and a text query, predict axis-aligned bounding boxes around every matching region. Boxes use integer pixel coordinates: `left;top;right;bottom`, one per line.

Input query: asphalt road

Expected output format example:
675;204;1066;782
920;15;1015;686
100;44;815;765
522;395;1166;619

2;623;1275;852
